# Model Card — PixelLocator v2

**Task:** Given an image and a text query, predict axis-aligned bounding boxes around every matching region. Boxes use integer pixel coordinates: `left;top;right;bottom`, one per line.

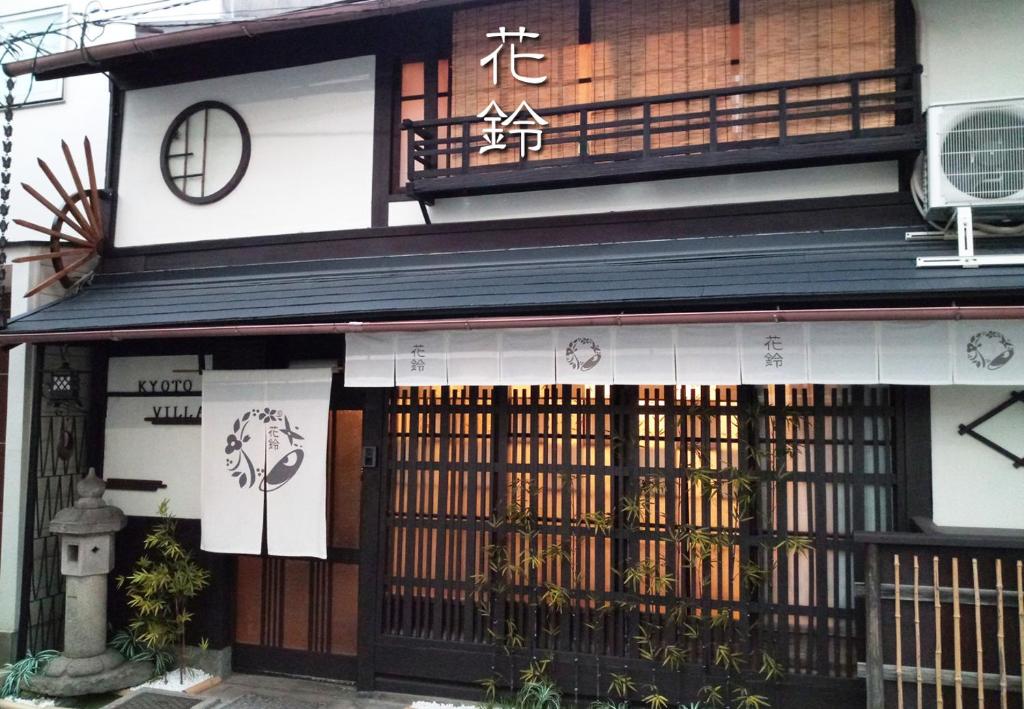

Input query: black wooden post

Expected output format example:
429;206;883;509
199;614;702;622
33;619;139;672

851;79;862;135
462;120;472;174
865;542;885;709
778;87;788;144
708;95;718;151
642;102;651;156
403;119;416;187
580;109;590;159
357;389;387;690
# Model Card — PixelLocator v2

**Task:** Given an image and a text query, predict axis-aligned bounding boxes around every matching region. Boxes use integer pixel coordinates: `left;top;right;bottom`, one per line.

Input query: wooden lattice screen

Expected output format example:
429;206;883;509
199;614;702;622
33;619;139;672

380;384;898;681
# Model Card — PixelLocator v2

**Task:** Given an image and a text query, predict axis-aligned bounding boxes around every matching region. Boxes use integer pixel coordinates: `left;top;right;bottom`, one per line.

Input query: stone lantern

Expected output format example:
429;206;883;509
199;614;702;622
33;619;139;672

28;469;153;696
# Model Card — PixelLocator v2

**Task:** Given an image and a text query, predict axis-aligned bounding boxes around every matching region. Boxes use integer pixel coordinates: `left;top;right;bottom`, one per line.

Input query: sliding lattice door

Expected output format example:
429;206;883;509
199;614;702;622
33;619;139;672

379;384;897;680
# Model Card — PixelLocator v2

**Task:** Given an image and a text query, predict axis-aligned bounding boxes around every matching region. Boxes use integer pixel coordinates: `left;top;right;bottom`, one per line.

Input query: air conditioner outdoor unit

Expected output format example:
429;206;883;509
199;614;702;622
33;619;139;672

913;98;1024;268
927;98;1024;212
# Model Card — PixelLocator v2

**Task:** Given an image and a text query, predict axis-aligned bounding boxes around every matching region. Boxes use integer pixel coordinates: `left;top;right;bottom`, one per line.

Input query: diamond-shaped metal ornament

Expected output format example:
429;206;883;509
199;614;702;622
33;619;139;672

958;390;1024;468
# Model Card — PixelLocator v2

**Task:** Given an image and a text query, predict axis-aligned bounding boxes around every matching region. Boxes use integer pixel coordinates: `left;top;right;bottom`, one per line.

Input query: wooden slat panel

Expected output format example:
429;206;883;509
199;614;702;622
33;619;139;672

330;410;363;549
235;555;264;646
282;559;312;651
331;562;359;656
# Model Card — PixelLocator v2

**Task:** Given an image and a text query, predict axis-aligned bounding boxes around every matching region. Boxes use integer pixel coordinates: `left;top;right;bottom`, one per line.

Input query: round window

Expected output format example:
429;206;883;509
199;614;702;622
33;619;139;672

160;101;251;204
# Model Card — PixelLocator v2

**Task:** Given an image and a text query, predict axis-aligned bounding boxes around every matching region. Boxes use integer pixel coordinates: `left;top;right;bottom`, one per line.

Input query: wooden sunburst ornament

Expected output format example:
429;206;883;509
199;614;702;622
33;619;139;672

12;138;107;297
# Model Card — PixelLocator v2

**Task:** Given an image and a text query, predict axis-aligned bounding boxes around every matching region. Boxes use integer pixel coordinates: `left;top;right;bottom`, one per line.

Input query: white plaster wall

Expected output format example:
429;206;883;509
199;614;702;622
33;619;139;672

5;0;134;245
103;356;203;519
114;56;375;246
389;161;899;226
931;386;1024;530
915;0;1024;108
0;256;44;650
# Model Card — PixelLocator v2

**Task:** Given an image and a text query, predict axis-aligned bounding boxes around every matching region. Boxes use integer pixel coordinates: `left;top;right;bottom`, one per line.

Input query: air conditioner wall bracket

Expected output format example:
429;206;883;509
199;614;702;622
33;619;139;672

915;206;1024;268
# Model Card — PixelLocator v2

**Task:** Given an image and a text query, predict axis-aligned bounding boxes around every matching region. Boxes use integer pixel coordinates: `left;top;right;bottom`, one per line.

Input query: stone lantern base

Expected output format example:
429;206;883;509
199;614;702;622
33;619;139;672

26;649;154;697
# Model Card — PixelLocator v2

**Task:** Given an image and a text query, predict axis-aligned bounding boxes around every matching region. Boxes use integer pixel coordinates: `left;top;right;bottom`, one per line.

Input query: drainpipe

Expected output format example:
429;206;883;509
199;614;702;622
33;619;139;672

2;304;1023;345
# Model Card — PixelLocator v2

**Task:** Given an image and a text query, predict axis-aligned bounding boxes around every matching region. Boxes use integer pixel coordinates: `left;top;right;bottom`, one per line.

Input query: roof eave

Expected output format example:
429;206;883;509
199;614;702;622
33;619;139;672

6;305;1024;345
3;0;473;80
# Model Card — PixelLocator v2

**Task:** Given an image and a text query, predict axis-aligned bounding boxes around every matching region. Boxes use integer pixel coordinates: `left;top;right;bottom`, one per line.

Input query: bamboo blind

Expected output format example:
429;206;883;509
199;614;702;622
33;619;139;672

450;0;580;165
740;0;897;137
447;0;897;161
590;0;731;153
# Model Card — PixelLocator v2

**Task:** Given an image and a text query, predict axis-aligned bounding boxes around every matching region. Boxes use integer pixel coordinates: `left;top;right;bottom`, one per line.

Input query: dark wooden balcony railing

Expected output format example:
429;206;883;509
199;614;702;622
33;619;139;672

404;65;922;197
858;530;1024;709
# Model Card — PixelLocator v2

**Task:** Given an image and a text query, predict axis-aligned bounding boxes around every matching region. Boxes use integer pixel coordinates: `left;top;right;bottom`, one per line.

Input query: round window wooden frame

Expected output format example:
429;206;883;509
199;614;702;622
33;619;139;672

160;100;251;205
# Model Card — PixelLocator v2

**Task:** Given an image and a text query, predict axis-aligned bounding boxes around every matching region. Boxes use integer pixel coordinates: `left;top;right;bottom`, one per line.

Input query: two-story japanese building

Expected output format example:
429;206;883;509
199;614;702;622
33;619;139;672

2;1;1024;707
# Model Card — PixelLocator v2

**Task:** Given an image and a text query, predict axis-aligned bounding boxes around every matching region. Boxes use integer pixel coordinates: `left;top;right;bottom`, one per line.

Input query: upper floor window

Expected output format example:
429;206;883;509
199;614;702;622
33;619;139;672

393;58;451;191
398;0;911;196
0;5;69;107
160;100;252;204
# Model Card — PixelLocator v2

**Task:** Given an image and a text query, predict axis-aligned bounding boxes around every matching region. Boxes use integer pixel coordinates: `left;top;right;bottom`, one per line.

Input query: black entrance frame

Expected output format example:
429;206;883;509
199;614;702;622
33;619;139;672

228;385;389;684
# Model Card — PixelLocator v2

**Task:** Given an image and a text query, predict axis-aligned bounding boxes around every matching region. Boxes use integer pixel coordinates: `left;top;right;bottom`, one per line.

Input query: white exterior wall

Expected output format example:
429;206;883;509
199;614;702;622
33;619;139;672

103;356;204;519
389;162;899;226
5;1;133;245
915;0;1024;108
930;386;1024;531
114;56;375;246
7;83;109;227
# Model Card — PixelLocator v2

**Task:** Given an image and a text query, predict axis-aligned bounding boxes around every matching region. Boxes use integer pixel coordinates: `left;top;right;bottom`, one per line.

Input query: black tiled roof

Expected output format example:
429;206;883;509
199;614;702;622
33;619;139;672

6;226;1024;335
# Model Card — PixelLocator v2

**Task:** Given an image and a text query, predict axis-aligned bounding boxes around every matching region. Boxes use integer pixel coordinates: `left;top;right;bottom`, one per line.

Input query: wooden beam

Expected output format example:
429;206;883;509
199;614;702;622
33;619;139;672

12;219;94;247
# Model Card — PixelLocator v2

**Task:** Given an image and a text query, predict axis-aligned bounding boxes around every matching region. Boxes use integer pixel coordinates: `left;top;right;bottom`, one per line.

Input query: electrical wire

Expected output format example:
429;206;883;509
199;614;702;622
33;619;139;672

0;0;314;104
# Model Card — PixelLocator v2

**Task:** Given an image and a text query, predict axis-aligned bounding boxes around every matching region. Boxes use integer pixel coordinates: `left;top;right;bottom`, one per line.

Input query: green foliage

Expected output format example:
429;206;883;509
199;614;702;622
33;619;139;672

109;627;175;676
756;651;784;682
697;685;726;709
115;499;211;679
660;643;687;670
516;677;561;709
485;618;525;653
519;659;550;685
731;687;771;709
541;583;571;612
774;534;814;556
579;511;614;534
1;649;59;698
480;675;500;704
480;662;561;709
607;672;636;699
514;661;560;709
713;644;743;673
642;685;669;709
621;558;674;594
590;701;629;709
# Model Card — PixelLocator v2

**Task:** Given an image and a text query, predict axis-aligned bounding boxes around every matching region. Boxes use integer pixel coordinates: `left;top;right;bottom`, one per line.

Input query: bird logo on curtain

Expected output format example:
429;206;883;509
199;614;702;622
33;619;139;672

967;331;1015;371
566;337;603;372
224;407;306;491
